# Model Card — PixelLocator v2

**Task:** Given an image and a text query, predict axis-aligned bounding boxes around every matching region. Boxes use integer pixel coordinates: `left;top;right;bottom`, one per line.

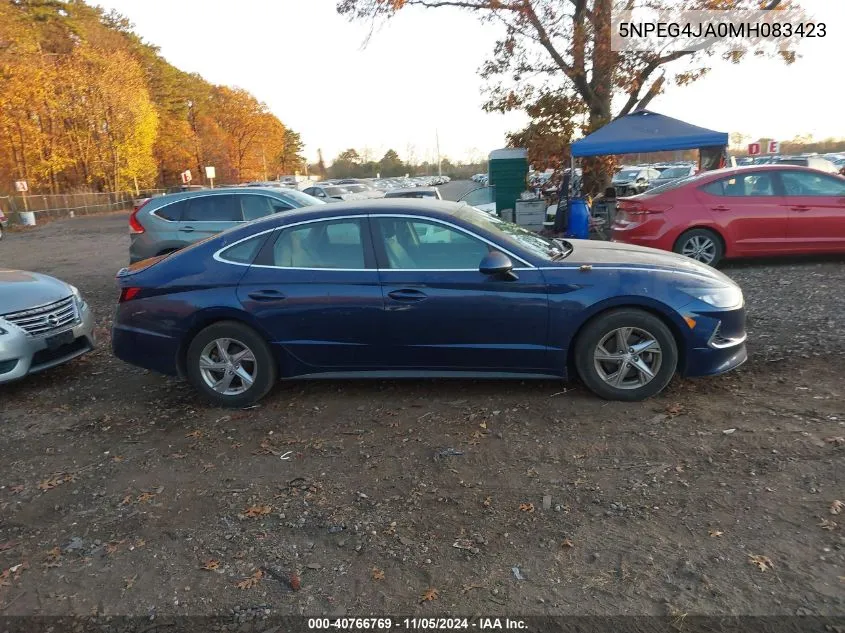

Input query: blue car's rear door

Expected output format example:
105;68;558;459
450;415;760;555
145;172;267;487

236;216;384;372
371;215;551;372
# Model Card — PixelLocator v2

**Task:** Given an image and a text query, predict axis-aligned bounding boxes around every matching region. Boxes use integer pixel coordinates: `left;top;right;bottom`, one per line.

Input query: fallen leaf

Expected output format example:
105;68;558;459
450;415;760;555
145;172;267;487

709;529;724;538
482;496;492;508
236;569;263;589
479;422;487;429
823;436;844;446
748;554;773;571
123;574;137;591
105;541;124;555
201;559;220;571
830;500;843;515
119;494;133;506
519;502;535;513
561;539;575;548
461;583;484;593
37;473;74;491
420;587;439;603
0;541;18;552
43;547;62;567
9;484;25;494
134;538;145;548
371;567;385;581
666;403;684;416
289;572;301;591
185;430;202;439
170;453;187;459
244;504;272;518
136;492;155;504
818;519;837;531
111;455;124;462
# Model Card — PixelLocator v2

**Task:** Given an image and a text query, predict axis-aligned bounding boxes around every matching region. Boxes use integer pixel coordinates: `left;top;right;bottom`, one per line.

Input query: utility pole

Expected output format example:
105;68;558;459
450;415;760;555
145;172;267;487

435;129;442;177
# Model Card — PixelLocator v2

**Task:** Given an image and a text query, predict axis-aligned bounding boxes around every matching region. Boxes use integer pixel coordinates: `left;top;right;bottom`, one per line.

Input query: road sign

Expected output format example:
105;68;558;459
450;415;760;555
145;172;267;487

747;143;761;156
14;180;28;192
180;170;192;184
767;141;780;154
205;166;216;180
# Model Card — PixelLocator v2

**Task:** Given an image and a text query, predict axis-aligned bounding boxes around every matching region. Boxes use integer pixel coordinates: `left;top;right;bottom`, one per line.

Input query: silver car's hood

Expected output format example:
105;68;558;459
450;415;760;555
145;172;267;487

0;269;73;314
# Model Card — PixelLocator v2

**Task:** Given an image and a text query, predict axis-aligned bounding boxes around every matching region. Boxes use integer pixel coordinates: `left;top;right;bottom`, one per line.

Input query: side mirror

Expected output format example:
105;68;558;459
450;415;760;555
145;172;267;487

637;177;646;183
479;251;517;280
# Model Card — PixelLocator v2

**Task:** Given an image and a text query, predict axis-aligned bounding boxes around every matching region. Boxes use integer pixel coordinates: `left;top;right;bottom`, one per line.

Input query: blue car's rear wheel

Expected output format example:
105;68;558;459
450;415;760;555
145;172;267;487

186;321;277;408
574;309;678;401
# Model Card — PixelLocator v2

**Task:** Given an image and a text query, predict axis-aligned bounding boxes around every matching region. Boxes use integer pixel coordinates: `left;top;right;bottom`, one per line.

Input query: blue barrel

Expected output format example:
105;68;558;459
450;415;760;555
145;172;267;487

564;198;590;239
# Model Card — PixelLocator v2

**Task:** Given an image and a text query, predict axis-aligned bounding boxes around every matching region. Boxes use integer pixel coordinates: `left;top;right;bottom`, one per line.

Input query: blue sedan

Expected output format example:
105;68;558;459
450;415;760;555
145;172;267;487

112;199;747;407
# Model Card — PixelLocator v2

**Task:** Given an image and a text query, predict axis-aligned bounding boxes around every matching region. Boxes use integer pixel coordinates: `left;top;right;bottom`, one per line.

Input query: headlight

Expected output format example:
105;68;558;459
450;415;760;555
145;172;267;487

681;285;743;309
70;284;87;310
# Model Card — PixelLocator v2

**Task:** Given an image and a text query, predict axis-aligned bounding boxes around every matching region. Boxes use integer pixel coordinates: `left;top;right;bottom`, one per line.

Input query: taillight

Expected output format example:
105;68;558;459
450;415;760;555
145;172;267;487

129;199;150;234
119;287;141;302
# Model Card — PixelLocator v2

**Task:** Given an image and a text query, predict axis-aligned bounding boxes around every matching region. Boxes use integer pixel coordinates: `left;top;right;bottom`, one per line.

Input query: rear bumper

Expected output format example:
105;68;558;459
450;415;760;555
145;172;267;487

112;324;181;376
0;303;96;384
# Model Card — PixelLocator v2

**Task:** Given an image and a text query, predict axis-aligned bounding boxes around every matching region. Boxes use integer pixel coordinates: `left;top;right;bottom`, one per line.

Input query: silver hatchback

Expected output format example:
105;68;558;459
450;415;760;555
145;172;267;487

129;187;325;263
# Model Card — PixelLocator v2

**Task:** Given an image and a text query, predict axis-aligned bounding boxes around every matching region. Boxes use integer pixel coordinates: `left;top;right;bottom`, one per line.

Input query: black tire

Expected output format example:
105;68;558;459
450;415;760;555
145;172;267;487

673;228;724;267
185;321;277;408
574;309;678;402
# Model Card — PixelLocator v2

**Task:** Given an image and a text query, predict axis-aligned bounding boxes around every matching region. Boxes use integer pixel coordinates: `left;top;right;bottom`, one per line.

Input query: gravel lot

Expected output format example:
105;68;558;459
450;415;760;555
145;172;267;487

1;184;844;620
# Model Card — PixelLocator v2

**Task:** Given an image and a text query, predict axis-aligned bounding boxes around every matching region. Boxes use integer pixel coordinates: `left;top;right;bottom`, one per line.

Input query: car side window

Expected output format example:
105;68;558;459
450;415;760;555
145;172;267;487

272;219;366;269
155;200;187;221
701;173;777;197
240;195;274;221
375;218;489;270
780;171;845;196
269;198;294;213
183;195;242;222
218;235;266;265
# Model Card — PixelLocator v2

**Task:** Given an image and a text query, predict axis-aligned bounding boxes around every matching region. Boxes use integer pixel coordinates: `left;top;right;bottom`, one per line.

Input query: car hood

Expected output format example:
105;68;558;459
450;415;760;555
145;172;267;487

562;241;737;285
0;269;73;314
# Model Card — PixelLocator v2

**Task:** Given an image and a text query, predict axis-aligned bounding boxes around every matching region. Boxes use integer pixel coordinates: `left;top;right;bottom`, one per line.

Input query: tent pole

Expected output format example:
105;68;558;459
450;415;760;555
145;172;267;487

569;154;575;198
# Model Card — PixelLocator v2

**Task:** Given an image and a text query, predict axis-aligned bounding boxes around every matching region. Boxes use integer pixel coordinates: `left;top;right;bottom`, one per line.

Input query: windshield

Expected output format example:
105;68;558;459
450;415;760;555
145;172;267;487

658;166;691;178
279;189;327;205
613;169;640;182
324;186;350;197
643;173;702;195
454;206;568;261
345;184;367;193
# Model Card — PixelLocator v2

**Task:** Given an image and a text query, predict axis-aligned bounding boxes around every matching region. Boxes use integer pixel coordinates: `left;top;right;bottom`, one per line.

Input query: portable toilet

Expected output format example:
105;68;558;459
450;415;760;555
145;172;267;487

488;148;528;216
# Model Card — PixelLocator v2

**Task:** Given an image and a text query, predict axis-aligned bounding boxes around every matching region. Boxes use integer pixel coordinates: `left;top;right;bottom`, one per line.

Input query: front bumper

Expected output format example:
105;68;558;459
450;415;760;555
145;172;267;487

0;302;96;384
681;306;748;378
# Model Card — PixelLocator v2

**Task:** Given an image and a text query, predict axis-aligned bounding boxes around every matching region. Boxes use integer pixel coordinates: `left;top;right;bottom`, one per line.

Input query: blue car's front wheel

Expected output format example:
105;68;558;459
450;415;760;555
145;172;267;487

186;321;277;408
574;309;678;401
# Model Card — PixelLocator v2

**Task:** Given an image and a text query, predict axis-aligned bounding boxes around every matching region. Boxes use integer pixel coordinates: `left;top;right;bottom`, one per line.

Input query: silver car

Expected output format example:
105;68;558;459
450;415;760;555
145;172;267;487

0;270;95;384
129;187;325;263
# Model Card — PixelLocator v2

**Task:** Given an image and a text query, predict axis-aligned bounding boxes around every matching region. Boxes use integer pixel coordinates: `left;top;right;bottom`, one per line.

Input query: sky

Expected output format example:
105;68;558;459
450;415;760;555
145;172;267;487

93;0;844;164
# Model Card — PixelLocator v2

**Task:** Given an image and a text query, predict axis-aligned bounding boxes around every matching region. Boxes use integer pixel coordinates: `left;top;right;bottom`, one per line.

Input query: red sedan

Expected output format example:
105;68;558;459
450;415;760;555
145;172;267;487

610;165;845;266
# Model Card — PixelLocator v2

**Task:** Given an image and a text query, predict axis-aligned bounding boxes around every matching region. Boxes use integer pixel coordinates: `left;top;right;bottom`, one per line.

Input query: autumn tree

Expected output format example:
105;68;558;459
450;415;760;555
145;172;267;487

338;0;791;191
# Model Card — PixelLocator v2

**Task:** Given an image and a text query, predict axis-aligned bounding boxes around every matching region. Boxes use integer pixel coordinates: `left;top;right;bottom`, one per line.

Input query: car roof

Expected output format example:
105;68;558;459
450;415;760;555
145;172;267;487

386;187;439;194
146;186;306;206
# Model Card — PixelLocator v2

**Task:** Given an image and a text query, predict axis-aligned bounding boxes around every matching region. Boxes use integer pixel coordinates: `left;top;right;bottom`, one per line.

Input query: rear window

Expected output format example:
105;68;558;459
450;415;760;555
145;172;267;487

218;234;268;264
154;200;187;221
183;195;242;222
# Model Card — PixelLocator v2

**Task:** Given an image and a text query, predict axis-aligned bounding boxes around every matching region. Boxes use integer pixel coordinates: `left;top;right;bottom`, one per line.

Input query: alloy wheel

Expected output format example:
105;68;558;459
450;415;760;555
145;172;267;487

593;327;663;390
198;337;257;396
681;235;716;264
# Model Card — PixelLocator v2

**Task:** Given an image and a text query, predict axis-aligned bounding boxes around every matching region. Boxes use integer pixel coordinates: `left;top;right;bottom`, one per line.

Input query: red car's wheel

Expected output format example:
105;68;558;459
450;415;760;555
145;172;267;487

673;228;724;266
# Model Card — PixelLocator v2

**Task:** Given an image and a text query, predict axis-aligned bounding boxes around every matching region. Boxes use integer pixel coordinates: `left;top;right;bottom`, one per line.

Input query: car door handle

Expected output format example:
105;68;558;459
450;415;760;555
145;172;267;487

790;205;811;212
248;290;286;302
711;206;730;212
180;225;195;232
388;289;427;302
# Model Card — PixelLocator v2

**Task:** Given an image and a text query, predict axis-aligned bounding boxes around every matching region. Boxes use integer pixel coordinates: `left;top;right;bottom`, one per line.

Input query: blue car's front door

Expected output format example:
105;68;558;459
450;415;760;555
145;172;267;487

370;215;550;372
236;216;384;371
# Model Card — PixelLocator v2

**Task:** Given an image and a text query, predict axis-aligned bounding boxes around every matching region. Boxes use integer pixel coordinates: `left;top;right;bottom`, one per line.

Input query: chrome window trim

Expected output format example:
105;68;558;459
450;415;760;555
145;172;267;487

213;212;537;271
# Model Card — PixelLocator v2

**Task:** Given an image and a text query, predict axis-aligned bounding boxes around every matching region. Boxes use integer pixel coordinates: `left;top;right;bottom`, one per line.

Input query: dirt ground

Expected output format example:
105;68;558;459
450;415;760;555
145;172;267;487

0;187;843;619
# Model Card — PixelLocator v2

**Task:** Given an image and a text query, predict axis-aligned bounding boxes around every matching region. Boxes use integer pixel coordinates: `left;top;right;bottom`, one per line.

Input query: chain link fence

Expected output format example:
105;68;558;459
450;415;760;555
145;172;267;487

0;190;165;224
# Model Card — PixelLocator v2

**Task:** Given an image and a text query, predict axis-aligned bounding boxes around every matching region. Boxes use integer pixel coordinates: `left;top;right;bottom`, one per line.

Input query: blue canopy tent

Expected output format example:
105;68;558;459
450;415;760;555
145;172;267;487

570;109;729;158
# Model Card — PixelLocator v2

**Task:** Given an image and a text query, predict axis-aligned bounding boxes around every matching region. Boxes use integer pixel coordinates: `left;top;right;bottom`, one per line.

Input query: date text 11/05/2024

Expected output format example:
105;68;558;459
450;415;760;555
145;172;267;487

307;618;528;630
